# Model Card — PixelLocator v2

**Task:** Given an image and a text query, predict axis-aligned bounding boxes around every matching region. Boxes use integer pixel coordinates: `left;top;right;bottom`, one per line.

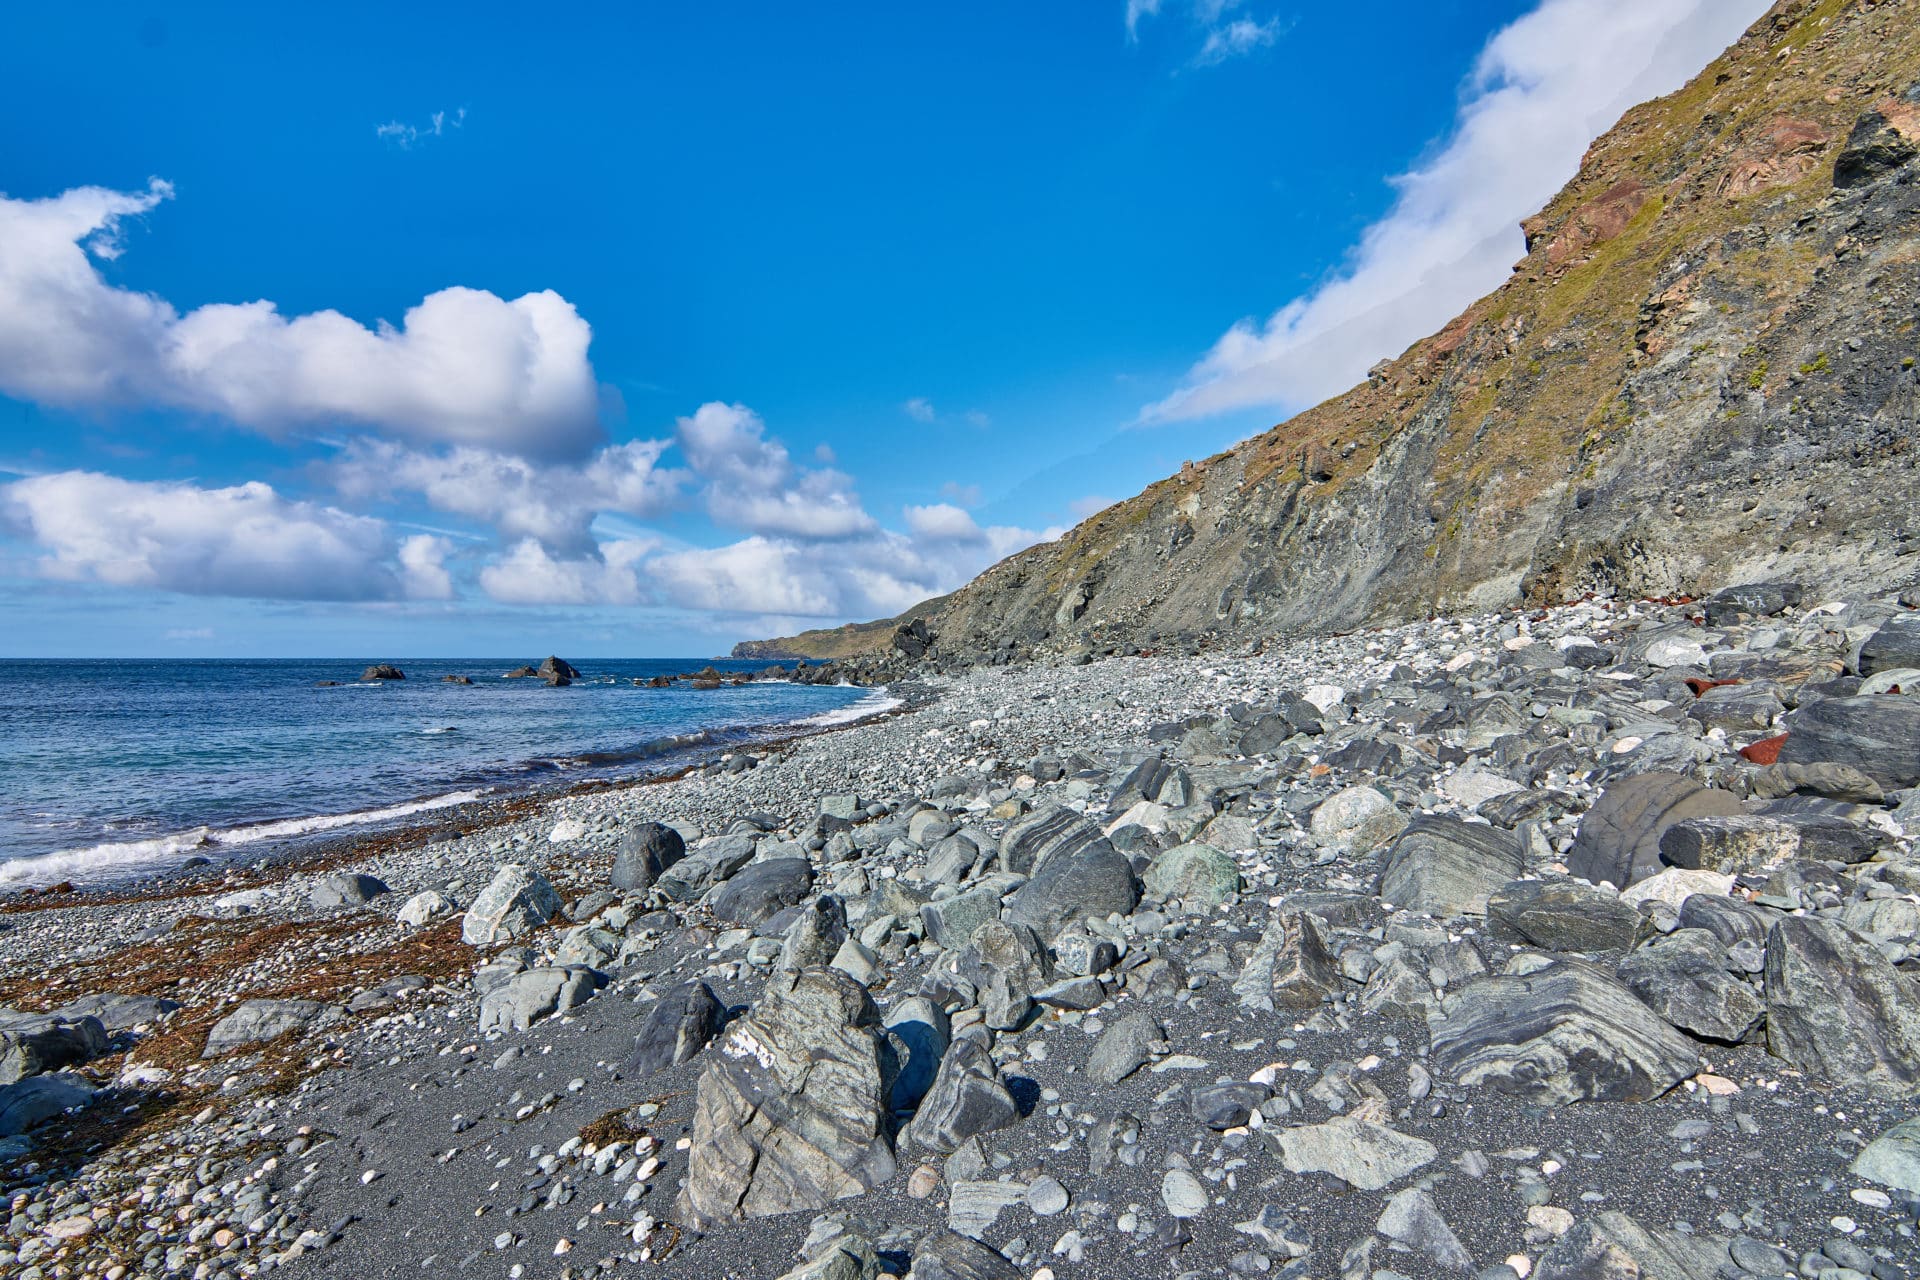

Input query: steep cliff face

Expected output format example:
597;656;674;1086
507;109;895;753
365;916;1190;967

745;0;1920;668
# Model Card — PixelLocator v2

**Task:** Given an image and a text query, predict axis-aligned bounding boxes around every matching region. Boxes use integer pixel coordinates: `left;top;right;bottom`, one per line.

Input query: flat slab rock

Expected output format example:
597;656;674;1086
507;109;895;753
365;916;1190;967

1429;959;1699;1104
1269;1114;1437;1191
1377;817;1523;918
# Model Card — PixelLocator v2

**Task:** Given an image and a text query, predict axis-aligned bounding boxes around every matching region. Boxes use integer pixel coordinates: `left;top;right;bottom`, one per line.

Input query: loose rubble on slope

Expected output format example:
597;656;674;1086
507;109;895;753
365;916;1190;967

2;583;1919;1280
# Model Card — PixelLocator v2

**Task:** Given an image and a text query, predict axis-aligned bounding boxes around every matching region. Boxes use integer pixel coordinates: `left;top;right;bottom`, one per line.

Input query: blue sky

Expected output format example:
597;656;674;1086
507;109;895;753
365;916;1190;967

0;1;1767;657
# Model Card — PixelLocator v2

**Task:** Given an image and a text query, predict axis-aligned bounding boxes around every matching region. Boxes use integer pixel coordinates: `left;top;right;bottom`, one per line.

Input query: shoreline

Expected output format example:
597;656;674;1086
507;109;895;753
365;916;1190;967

0;679;924;905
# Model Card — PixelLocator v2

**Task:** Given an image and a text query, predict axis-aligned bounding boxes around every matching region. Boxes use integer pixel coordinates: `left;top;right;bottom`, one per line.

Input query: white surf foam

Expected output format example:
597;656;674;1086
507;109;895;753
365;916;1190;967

0;789;490;889
790;687;903;729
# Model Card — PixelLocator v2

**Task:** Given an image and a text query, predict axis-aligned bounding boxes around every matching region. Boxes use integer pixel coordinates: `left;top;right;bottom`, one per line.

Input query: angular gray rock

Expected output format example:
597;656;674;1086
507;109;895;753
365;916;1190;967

779;895;850;972
1858;613;1920;676
1234;910;1342;1010
462;863;564;945
1429;960;1698;1104
51;993;179;1033
910;1229;1022;1280
0;1013;109;1085
628;980;725;1076
677;967;899;1227
477;966;599;1035
203;999;343;1058
308;872;390;909
1658;815;1805;875
656;833;758;902
1270;1114;1437;1191
1764;916;1920;1095
1777;694;1920;789
1376;1187;1471;1271
919;885;1003;950
610;821;685;892
963;920;1054;1030
1566;772;1744;890
1086;1009;1163;1086
1487;878;1638;952
1188;1081;1269;1129
1531;1211;1730;1280
1378;818;1524;917
1004;832;1139;943
706;857;815;926
905;1037;1019;1153
1616;929;1763;1043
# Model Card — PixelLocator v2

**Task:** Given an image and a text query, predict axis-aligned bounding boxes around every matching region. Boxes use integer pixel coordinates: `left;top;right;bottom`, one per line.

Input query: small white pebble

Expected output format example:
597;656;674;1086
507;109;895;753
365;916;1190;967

1851;1189;1892;1210
360;1170;380;1185
1830;1215;1857;1234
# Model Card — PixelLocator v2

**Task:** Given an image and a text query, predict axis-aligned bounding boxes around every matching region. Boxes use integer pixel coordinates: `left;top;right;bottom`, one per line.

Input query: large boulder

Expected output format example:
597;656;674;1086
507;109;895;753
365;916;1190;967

1777;695;1920;790
1532;1211;1732;1280
963;920;1054;1031
1004;835;1138;943
1309;786;1408;854
1142;842;1241;906
611;822;686;892
51;993;179;1033
1429;960;1698;1104
911;1230;1023;1280
1859;613;1920;676
1233;910;1341;1011
677;968;899;1227
477;966;599;1035
537;655;581;681
628;981;726;1076
1378;818;1523;918
1487;879;1638;953
462;863;564;945
656;833;758;902
998;806;1104;876
308;872;390;910
905;1036;1019;1153
1566;772;1743;890
359;664;404;681
0;1074;96;1137
1270;1114;1437;1191
203;999;343;1058
1764;917;1920;1095
1616;930;1763;1043
0;1013;109;1084
706;858;815;926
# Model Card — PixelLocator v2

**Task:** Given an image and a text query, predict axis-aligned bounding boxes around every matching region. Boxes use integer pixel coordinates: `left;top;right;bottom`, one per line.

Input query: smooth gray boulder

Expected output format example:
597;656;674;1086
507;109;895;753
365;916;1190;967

677;967;899;1227
905;1036;1018;1153
610;821;686;892
1142;842;1241;906
0;1073;96;1137
1270;1114;1436;1191
462;863;564;945
997;806;1103;875
1764;916;1920;1095
1777;695;1920;789
203;999;343;1058
1004;833;1139;943
629;980;726;1076
1429;960;1698;1104
884;996;950;1112
1616;929;1763;1043
706;858;814;926
51;993;179;1033
0;1013;109;1084
477;966;599;1035
1566;773;1743;890
1851;1117;1920;1197
308;872;390;909
1378;818;1523;917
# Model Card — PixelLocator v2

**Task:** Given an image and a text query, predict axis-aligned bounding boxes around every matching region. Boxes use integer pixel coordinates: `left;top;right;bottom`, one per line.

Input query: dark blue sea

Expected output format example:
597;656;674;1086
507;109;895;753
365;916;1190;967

0;658;890;888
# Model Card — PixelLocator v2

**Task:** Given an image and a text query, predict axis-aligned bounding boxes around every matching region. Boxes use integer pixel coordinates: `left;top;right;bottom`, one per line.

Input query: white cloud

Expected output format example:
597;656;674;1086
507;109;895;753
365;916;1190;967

477;536;656;606
331;437;681;553
397;534;455;600
648;537;843;616
1142;0;1770;423
0;180;603;457
904;502;981;541
376;106;466;149
903;396;936;423
675;402;876;539
0;471;437;601
1193;16;1280;66
1125;0;1163;40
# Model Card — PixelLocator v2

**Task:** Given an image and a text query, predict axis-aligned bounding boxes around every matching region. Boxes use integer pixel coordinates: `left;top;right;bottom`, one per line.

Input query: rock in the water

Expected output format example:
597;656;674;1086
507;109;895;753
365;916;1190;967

1270;1114;1437;1191
359;663;404;681
0;1014;109;1084
1566;773;1743;890
677;967;899;1227
1310;785;1408;853
308;872;390;909
611;821;686;892
906;1037;1019;1153
1234;910;1342;1011
1378;818;1523;918
628;981;725;1075
910;1229;1022;1280
478;966;599;1034
1004;831;1139;943
1429;960;1698;1104
203;999;342;1058
1616;930;1763;1043
462;863;564;945
1376;1187;1471;1271
707;858;815;926
1487;879;1638;952
1086;1009;1163;1086
1851;1117;1920;1197
1142;841;1241;906
1777;694;1920;790
0;1073;96;1137
1764;916;1920;1094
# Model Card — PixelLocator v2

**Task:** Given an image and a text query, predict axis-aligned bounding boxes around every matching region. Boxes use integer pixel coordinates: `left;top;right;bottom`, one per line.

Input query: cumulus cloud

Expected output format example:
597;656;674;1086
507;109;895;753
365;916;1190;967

476;536;656;606
1141;0;1769;423
0;180;603;457
377;106;466;149
675;402;876;539
331;437;682;554
0;471;438;601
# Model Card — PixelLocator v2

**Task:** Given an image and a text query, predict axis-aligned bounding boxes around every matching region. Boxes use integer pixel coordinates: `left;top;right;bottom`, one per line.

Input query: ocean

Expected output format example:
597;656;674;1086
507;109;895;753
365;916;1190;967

0;658;891;888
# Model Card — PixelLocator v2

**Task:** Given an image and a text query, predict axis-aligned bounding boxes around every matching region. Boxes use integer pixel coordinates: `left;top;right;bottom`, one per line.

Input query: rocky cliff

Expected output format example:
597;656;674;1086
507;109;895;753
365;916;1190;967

742;0;1920;670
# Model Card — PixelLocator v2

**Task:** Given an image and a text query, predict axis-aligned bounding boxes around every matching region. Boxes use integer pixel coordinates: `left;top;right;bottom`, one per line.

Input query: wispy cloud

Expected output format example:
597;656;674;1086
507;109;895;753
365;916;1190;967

903;396;936;423
1192;16;1282;67
376;106;466;149
1128;0;1283;67
1141;0;1770;423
